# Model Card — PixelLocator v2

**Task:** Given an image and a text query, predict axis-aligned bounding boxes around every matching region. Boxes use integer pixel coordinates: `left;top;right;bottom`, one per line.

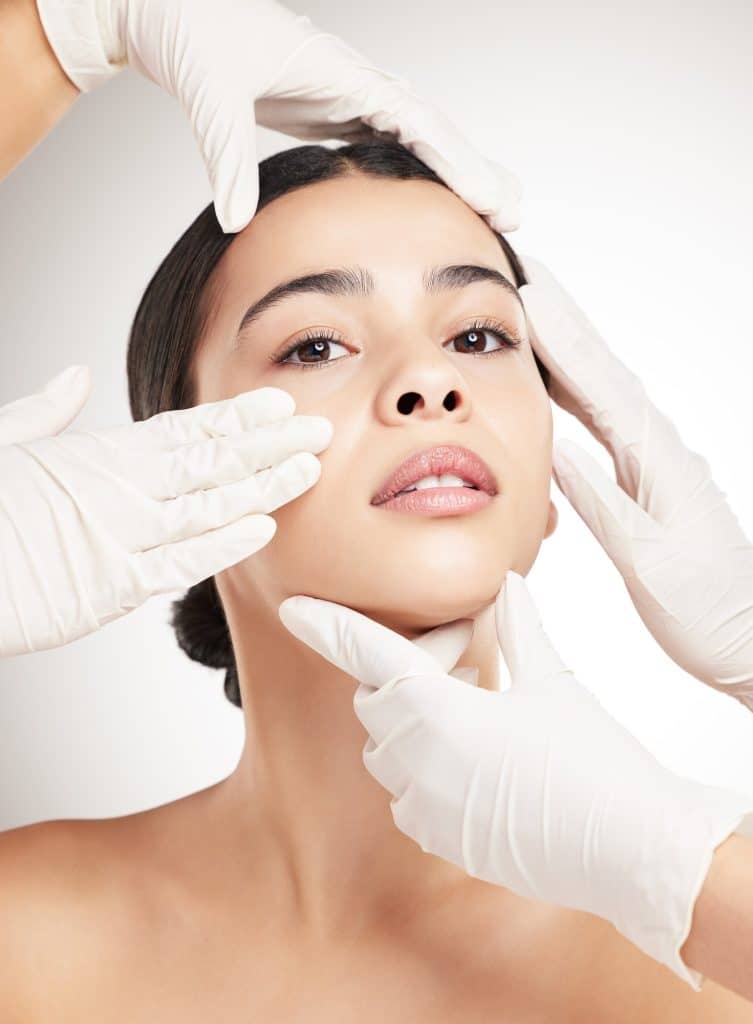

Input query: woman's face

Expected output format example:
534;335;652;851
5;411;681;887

193;173;556;633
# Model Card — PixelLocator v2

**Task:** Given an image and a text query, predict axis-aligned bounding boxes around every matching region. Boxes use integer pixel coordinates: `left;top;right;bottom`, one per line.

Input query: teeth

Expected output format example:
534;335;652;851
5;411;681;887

399;473;477;494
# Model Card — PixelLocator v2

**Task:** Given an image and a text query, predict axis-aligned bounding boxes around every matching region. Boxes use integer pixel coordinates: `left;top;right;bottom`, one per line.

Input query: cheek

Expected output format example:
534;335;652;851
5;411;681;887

489;377;553;553
217;358;554;622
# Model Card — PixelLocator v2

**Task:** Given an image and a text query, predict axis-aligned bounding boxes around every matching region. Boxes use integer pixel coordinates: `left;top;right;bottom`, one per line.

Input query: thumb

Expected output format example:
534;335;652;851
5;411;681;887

201;98;261;234
494;570;569;690
553;438;656;576
0;365;92;445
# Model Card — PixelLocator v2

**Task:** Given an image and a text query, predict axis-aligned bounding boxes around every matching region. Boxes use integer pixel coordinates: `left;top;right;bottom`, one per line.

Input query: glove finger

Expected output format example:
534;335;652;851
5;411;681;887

520;257;712;525
255;29;521;232
134;513;277;597
553;439;656;576
409;618;475;674
278;595;446;686
123;388;296;450
143;450;321;549
358;86;521;233
519;260;649;451
0;365;91;444
494;570;569;690
145;416;332;499
202;99;261;233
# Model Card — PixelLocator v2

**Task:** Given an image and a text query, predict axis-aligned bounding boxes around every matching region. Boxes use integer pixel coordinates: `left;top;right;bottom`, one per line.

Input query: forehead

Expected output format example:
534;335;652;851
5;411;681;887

213;173;517;302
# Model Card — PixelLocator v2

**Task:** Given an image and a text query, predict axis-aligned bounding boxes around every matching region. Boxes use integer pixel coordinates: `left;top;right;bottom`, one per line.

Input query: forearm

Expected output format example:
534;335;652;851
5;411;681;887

0;0;79;181
680;832;753;1001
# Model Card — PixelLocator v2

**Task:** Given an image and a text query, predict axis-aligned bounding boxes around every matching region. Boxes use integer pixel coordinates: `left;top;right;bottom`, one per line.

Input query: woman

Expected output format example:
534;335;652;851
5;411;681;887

4;138;749;1021
0;0;520;656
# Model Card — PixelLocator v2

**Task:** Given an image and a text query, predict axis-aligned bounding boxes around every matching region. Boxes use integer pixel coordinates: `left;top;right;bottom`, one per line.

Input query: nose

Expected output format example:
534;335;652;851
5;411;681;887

374;360;472;425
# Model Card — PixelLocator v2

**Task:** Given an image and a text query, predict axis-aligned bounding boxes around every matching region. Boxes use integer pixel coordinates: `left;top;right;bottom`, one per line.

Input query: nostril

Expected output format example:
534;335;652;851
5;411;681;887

397;392;421;414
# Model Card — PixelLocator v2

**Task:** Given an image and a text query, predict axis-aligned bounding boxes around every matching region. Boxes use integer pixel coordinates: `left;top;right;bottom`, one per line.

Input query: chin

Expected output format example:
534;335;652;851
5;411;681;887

350;567;507;635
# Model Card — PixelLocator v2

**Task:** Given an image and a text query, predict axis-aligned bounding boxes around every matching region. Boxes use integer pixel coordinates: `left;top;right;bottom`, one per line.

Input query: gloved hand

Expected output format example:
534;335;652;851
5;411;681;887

35;0;521;233
278;571;753;991
520;256;753;713
0;365;332;657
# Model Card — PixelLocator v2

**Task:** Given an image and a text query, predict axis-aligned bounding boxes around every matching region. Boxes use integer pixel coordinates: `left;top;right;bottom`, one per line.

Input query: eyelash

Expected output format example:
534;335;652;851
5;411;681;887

269;318;521;371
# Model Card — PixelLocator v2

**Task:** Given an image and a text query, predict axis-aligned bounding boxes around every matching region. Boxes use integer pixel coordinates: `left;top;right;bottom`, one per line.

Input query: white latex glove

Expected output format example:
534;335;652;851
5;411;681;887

0;365;332;657
35;0;522;233
520;256;753;714
278;571;753;990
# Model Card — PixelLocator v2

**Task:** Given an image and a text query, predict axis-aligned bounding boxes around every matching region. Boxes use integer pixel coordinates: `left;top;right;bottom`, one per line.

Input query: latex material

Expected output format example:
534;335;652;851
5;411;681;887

519;256;753;714
278;571;753;991
0;367;332;656
35;0;522;233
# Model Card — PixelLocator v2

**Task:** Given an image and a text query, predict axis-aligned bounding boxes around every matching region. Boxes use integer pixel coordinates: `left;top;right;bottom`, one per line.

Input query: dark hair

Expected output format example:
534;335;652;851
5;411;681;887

127;138;549;708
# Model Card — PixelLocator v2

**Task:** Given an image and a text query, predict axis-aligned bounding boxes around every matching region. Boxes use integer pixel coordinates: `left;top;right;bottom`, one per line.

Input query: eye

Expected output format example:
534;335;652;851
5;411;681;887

270;318;521;370
272;328;350;370
444;319;521;356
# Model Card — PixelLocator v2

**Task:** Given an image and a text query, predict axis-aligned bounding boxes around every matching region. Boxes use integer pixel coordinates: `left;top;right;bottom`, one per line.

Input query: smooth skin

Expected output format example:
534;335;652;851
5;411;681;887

0;0;78;179
3;173;752;1022
1;0;751;1014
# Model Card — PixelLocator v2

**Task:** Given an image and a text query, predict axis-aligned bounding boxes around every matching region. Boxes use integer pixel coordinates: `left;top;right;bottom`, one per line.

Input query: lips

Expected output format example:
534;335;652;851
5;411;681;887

371;444;499;506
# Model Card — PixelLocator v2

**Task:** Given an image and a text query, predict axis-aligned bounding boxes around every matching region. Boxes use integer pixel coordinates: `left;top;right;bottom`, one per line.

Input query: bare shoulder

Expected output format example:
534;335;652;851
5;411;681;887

0;819;103;1020
0;805;185;1022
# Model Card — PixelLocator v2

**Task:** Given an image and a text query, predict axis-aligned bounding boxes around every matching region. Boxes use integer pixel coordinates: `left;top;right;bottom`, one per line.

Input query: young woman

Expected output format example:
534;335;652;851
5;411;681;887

4;139;748;1022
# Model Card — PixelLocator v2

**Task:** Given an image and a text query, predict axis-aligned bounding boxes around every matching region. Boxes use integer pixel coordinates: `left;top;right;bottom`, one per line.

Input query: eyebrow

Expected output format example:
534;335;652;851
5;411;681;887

235;263;522;340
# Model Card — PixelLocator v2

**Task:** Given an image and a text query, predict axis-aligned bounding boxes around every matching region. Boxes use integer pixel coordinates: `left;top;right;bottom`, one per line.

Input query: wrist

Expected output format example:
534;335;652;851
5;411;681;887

35;0;124;92
610;773;753;990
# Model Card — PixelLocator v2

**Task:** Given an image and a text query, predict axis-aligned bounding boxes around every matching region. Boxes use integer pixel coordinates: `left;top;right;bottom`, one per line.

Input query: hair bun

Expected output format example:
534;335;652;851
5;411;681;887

170;578;242;707
170;577;232;668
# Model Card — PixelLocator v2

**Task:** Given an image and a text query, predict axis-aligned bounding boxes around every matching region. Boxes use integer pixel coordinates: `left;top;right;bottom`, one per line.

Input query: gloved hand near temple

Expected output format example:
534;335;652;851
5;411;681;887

35;0;521;233
520;256;753;713
0;365;332;656
278;571;753;991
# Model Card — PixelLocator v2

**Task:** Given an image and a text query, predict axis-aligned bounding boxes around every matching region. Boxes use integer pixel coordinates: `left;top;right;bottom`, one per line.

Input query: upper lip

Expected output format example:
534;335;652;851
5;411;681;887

371;444;499;505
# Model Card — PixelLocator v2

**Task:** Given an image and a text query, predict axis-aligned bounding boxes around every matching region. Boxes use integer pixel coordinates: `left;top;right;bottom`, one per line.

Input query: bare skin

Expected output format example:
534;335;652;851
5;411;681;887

0;0;79;180
1;26;750;1008
3;798;753;1022
3;174;752;1020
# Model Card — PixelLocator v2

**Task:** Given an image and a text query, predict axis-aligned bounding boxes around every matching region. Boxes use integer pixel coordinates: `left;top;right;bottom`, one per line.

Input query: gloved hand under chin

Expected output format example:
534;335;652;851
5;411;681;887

278;570;753;992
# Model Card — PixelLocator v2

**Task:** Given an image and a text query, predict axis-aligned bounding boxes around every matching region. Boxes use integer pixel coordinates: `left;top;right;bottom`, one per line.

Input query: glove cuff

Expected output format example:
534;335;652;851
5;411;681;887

36;0;124;92
611;780;753;992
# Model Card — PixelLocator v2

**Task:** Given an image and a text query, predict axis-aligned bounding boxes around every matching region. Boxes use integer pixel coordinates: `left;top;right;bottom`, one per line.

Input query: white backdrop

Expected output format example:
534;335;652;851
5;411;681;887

2;0;752;830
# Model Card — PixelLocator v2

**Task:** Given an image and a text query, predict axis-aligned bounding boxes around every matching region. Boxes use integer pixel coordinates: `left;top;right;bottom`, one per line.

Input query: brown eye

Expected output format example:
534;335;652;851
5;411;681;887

446;324;520;356
275;335;350;368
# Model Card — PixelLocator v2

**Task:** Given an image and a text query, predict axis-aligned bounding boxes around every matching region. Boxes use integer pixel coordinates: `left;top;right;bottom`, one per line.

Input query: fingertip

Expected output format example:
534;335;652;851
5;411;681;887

43;364;90;395
214;131;260;234
216;203;252;235
278;594;309;623
487;204;521;234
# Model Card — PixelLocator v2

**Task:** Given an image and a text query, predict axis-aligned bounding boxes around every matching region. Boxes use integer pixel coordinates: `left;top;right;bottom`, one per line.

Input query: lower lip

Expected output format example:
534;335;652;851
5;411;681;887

373;486;493;516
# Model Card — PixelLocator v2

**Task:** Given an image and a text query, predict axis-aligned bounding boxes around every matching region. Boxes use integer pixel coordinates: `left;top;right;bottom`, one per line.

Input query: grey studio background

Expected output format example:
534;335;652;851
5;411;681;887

1;0;752;831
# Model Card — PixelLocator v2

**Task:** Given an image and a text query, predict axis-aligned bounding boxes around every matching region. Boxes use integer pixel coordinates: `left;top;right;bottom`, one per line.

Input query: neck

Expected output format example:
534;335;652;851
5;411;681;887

212;570;501;942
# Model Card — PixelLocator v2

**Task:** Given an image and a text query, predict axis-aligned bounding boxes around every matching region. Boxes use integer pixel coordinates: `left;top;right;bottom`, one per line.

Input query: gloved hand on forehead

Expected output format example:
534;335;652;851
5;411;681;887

36;0;522;233
278;571;753;991
0;365;332;656
519;255;753;713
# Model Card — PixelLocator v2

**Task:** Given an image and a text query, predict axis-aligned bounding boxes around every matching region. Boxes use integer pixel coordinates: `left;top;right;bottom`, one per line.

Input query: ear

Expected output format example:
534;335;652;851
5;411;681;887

543;499;558;539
